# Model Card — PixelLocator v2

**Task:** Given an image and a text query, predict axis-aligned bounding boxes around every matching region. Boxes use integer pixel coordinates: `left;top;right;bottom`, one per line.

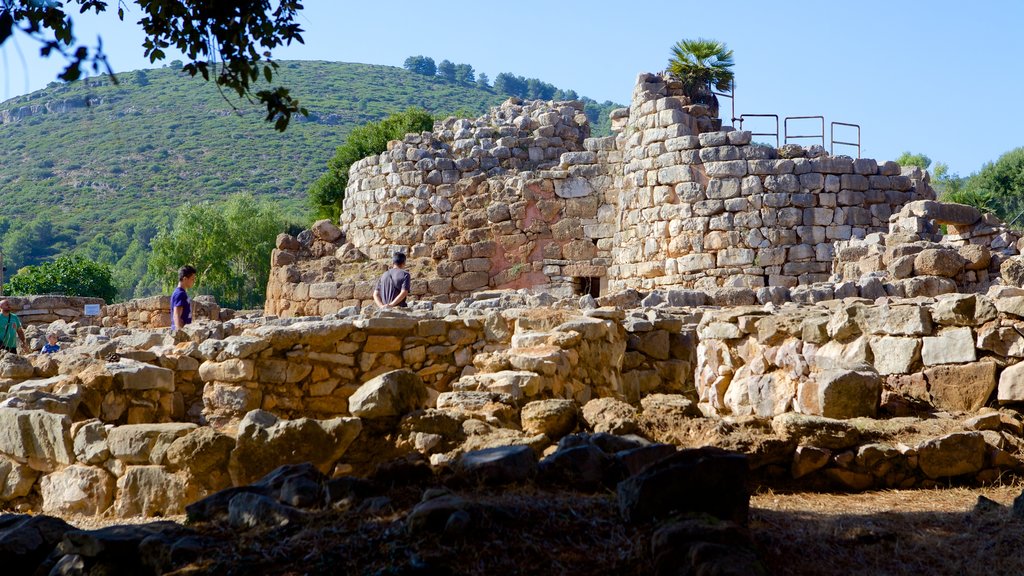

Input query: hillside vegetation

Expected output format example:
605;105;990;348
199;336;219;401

0;61;622;299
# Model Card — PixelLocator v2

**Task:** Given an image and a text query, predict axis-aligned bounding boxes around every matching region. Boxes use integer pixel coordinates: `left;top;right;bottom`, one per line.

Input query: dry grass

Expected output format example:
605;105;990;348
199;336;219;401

751;482;1024;576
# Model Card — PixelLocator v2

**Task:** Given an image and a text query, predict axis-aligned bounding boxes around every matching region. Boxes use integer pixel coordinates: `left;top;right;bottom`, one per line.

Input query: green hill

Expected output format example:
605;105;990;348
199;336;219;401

0;61;622;298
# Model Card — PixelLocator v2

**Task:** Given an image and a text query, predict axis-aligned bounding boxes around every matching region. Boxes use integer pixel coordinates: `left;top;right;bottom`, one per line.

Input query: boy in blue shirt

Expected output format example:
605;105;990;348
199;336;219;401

171;265;197;330
41;333;60;354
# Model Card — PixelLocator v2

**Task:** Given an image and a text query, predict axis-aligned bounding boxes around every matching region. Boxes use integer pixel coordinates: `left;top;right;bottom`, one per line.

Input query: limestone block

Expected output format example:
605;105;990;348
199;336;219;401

792;445;830;479
858;305;931;336
165;427;235;491
112;465;197;517
105;360;174;392
924;361;996;412
959;244;991;271
73;420;110;465
0;408;75;471
704;160;747;178
977;325;1024;358
554;177;594;198
349;369;427;419
868;337;920;375
913;249;965;278
311;219;343;242
455;371;542;399
916;432;985;478
107;423;197;464
40;465;115;515
716;248;755;267
657;165;693;185
930;294;997;327
0;455;38;500
520;399;578;438
199;359;256;383
798;369;881;419
998;361;1024;403
228;410;362;486
581;397;638;435
921;327;976;366
994;296;1024;318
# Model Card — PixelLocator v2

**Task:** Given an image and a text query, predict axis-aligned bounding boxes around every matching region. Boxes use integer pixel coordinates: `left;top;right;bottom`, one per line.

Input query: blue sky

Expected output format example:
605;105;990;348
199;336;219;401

1;0;1022;177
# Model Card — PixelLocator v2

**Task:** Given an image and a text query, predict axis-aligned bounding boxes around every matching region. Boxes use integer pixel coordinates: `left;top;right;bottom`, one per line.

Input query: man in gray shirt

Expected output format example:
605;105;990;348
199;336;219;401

373;252;411;308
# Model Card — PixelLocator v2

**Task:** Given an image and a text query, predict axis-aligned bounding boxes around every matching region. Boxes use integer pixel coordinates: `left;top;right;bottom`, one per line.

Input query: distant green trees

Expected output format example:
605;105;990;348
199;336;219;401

896;151;932;169
308;108;435;220
147;194;286;309
403;55;436;76
5;255;117;303
437;60;456;82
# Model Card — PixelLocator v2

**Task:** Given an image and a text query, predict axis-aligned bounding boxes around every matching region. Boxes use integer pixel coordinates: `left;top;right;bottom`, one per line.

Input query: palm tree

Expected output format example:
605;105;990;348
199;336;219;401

667;38;735;115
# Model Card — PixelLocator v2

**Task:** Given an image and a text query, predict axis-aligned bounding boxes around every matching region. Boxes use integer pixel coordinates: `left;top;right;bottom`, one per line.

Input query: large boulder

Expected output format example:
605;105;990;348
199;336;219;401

924;361;997;412
40;465;116;515
520;399;578;439
112;465;198;517
581;398;639;435
165;427;236;491
617;447;749;524
0;455;38;500
228;410;362;486
106;423;197;465
0;514;75;575
0;408;74;471
916;432;986;478
348;369;427;419
458;445;537;485
913;249;965;278
797;369;881;419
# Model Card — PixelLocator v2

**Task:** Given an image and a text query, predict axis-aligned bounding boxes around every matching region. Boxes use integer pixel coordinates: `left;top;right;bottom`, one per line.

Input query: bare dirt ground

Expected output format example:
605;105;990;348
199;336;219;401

45;481;1024;576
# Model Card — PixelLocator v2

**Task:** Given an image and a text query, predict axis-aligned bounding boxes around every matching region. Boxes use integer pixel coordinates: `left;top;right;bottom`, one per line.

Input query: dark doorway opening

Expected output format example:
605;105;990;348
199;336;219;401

575;277;601;299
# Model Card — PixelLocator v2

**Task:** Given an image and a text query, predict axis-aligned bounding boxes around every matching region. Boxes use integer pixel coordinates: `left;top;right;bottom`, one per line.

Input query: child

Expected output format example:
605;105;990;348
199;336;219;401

41;333;60;354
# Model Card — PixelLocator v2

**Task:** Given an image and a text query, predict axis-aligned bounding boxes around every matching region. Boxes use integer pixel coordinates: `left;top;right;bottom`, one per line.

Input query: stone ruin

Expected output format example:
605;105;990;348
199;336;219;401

6;71;1024;573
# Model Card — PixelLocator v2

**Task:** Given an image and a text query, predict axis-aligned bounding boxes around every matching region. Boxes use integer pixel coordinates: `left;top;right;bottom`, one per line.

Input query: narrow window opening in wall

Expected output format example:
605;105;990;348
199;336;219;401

575;276;601;298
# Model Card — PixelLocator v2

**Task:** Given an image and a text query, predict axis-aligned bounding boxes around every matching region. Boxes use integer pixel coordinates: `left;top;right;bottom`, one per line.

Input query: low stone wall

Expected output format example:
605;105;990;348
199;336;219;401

104;295;223;329
0;295;106;326
694;291;1024;419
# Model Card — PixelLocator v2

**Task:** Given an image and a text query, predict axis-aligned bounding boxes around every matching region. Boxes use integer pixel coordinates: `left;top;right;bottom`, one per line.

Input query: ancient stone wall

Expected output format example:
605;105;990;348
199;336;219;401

0;295;106;326
607;72;933;291
694;291;1024;419
265;72;934;316
104;295;223;329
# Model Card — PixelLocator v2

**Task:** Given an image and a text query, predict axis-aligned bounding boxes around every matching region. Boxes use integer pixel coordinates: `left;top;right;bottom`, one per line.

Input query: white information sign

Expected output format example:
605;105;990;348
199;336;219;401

84;304;101;316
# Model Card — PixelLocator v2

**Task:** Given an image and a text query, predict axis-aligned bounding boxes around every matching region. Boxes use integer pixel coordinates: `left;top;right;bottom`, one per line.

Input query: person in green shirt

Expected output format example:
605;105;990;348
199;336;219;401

0;299;26;354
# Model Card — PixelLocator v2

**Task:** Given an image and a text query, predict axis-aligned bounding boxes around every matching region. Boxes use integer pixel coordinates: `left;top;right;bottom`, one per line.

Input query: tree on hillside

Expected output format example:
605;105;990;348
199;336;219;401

308;108;435;220
896;151;932;169
477;73;490;89
437;60;456;82
0;0;307;130
667;38;734;114
493;73;527;98
958;148;1024;224
5;255;117;303
454;63;475;84
147;194;285;308
403;55;437;76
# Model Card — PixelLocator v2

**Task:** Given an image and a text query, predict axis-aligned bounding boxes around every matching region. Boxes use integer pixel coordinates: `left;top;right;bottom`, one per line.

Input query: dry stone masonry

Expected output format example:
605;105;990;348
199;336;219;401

7;69;1024;530
266;72;937;315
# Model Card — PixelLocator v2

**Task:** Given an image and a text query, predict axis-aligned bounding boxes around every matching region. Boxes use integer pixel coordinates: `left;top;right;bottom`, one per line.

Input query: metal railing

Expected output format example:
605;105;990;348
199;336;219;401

710;81;737;127
736;114;779;148
783;116;825;148
830;121;861;157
